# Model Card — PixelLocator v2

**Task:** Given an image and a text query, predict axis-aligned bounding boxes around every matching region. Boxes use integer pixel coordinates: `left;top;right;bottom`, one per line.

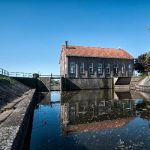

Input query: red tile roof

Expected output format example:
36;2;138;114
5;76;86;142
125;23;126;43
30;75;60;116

64;117;134;133
64;45;133;59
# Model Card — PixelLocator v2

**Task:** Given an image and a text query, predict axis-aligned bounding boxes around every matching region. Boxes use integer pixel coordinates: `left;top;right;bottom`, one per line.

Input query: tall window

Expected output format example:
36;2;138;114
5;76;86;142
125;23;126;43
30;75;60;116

106;63;110;74
97;63;102;74
113;63;118;68
122;64;125;73
70;62;76;74
89;63;93;74
128;64;132;73
80;62;85;74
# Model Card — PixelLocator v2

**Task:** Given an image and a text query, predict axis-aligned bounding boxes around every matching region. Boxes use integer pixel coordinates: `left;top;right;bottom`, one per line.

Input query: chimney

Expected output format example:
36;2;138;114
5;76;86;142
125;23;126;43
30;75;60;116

65;41;68;48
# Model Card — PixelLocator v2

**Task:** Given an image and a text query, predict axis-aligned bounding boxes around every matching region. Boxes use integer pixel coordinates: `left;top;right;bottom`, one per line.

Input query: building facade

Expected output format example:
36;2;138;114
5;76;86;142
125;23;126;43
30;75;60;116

60;43;134;78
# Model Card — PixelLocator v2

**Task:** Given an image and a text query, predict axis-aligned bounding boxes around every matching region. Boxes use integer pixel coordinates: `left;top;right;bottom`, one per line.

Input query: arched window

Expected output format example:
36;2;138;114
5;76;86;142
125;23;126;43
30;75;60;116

70;62;76;74
97;63;103;74
106;63;110;74
80;62;85;74
128;64;132;73
122;64;125;73
89;63;94;74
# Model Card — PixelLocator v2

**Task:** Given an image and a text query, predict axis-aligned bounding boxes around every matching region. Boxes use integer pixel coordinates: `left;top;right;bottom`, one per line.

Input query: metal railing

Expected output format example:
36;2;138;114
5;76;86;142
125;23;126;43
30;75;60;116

39;74;63;78
0;68;33;78
9;72;33;78
0;68;9;76
0;67;62;78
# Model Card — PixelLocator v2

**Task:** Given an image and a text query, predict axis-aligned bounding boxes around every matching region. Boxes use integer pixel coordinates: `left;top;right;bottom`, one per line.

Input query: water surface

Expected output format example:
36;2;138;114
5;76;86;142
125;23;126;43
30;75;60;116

29;90;150;150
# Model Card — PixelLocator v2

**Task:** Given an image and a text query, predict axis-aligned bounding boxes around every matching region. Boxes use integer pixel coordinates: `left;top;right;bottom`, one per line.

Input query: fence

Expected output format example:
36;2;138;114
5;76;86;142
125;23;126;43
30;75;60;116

0;68;33;78
0;68;62;78
0;68;9;76
9;72;33;78
39;74;63;79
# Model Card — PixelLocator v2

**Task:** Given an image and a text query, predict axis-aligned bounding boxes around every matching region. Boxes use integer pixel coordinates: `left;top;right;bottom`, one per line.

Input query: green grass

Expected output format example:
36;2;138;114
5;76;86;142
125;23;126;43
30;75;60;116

0;75;16;84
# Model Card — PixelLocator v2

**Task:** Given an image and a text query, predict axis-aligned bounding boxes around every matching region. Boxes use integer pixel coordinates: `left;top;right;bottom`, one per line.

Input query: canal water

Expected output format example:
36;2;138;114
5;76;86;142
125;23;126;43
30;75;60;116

29;90;150;150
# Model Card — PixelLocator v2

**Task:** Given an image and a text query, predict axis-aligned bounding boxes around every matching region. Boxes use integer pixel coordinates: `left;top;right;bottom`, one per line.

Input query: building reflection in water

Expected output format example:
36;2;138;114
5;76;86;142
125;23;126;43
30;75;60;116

60;90;150;134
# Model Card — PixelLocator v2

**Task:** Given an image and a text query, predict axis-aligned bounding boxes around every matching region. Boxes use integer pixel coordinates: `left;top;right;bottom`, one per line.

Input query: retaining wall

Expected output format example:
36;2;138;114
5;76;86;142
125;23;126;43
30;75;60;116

61;77;113;91
0;89;36;150
12;77;49;92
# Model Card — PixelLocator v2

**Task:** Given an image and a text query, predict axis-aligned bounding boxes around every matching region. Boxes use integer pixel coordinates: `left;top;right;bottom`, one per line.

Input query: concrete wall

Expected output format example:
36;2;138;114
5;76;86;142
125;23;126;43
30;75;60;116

0;76;30;110
0;89;36;150
37;77;50;92
12;77;50;92
12;77;37;89
61;77;113;91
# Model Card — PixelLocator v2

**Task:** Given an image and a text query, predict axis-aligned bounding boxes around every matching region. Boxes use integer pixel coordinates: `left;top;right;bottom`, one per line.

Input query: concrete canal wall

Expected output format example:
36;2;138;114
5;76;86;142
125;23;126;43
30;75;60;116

0;76;36;150
12;77;50;92
0;76;30;110
61;77;114;90
136;76;150;92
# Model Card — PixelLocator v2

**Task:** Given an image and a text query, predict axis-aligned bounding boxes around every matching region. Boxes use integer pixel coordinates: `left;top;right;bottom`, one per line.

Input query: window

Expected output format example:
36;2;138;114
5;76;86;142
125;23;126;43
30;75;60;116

97;63;102;74
113;63;118;68
80;62;85;74
89;63;93;74
128;64;132;73
122;64;125;73
70;62;76;74
106;63;110;74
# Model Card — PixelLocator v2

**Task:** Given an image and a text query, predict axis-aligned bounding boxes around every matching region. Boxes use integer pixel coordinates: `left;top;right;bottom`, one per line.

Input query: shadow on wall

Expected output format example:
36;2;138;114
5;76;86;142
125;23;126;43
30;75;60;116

61;78;113;91
11;77;49;92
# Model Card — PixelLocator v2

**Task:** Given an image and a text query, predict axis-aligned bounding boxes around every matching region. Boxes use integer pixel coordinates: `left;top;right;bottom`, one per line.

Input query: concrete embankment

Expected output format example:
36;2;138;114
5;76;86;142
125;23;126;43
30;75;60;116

0;76;30;110
0;76;36;150
136;76;150;92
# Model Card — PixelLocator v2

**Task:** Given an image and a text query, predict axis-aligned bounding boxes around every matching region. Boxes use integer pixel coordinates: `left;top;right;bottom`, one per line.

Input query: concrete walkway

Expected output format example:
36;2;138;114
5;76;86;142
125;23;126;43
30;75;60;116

0;89;35;150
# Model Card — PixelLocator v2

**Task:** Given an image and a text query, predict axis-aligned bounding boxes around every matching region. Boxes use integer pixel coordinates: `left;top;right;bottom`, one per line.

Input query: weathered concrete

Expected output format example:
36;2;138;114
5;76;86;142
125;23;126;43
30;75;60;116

114;77;142;91
37;77;50;92
11;76;50;92
136;76;150;92
61;77;113;91
0;76;30;110
0;89;36;150
11;77;37;89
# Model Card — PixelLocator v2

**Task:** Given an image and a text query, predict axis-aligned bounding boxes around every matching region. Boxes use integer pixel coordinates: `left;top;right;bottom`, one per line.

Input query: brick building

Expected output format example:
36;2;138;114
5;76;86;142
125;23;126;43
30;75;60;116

60;42;134;78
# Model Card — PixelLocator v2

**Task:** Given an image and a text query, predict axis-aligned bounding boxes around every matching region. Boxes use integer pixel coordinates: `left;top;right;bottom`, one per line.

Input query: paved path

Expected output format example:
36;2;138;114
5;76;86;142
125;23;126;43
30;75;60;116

0;89;35;150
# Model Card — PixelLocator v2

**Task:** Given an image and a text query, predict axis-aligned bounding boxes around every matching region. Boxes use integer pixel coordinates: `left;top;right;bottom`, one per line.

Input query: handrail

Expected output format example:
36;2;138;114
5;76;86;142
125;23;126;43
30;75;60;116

9;72;33;78
0;68;33;78
0;67;62;78
39;74;63;78
0;68;9;76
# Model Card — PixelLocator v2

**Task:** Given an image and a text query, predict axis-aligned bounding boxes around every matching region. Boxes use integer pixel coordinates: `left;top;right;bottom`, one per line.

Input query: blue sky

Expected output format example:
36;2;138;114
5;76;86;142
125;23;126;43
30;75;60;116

0;0;150;74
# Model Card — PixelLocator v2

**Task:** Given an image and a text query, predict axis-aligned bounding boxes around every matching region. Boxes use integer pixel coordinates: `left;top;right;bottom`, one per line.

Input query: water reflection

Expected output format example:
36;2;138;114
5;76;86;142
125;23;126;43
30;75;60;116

29;90;150;150
61;90;150;134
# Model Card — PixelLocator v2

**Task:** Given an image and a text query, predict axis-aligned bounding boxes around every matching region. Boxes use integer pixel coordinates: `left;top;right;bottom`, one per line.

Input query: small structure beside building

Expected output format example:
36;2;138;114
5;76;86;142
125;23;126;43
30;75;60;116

60;42;134;90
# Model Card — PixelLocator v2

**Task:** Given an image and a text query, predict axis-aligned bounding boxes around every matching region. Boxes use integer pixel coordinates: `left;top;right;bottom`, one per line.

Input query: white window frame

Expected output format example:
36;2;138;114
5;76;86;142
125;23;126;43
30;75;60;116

80;62;85;74
113;63;118;68
97;63;103;74
122;64;125;73
128;64;132;73
89;62;94;74
70;62;76;74
106;63;110;74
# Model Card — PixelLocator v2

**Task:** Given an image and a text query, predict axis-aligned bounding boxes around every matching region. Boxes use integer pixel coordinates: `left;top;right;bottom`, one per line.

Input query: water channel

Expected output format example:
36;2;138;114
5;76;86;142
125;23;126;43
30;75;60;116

29;90;150;150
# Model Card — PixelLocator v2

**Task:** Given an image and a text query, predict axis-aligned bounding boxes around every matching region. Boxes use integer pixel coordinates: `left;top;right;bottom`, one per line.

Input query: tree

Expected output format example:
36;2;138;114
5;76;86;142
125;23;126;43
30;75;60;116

145;51;150;72
134;51;150;75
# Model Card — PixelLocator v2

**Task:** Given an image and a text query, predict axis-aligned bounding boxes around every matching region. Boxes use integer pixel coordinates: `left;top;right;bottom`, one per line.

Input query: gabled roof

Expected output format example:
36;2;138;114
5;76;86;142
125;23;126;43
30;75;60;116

63;45;134;59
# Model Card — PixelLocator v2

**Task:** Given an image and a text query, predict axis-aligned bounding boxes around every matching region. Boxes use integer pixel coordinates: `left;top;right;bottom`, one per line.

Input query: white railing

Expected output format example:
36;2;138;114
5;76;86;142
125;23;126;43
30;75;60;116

0;68;9;76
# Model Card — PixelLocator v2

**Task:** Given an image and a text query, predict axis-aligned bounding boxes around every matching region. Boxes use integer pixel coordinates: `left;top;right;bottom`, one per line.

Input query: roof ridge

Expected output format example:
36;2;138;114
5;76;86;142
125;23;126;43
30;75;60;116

63;45;125;50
